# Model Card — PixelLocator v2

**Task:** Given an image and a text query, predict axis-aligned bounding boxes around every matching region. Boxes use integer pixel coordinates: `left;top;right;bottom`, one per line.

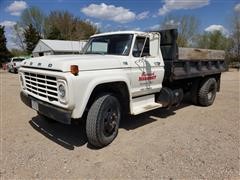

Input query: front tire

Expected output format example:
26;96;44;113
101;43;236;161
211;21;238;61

86;94;121;148
198;78;217;106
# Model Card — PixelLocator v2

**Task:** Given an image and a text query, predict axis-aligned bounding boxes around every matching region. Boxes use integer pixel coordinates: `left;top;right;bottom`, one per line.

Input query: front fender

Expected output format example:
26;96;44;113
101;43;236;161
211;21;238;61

71;70;131;119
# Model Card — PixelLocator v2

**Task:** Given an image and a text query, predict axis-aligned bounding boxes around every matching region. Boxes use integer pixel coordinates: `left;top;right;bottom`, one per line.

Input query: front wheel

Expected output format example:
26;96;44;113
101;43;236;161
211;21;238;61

86;94;121;148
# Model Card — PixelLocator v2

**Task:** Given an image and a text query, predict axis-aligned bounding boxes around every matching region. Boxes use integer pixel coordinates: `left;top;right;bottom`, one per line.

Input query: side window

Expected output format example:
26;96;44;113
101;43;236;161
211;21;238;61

132;37;150;57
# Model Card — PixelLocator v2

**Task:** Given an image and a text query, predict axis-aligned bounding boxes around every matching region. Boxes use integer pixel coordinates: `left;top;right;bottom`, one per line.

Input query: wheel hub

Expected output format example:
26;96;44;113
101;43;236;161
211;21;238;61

104;111;118;135
207;84;215;100
207;91;213;100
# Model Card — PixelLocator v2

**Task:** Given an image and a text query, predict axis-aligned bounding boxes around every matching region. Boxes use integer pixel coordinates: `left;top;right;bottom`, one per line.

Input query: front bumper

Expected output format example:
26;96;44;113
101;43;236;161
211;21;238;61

20;92;72;124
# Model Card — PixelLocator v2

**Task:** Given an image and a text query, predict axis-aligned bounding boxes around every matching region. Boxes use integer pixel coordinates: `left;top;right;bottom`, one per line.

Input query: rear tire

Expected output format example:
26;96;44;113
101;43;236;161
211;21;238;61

86;94;121;148
198;78;217;106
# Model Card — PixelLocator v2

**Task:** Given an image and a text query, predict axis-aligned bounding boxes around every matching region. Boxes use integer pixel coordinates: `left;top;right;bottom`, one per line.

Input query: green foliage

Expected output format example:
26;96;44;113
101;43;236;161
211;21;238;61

23;24;41;54
47;25;62;40
0;25;11;62
196;31;229;50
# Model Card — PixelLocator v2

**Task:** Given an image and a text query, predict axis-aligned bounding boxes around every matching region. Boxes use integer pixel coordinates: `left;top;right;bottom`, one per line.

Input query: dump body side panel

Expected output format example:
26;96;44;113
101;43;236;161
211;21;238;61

157;29;227;83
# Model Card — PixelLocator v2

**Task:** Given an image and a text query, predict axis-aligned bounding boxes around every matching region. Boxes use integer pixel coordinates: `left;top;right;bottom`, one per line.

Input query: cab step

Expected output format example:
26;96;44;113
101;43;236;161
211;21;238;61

131;94;162;115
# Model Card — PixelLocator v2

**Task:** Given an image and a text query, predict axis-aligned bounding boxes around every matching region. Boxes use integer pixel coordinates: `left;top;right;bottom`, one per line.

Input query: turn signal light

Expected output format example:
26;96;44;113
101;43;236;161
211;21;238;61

70;65;79;76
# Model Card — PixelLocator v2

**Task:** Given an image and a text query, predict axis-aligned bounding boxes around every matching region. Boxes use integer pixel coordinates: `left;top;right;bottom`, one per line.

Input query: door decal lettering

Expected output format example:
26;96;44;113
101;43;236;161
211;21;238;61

139;72;156;81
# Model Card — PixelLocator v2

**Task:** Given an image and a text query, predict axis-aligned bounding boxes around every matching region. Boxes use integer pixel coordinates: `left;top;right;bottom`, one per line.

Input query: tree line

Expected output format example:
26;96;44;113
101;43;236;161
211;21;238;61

0;6;98;61
13;7;99;55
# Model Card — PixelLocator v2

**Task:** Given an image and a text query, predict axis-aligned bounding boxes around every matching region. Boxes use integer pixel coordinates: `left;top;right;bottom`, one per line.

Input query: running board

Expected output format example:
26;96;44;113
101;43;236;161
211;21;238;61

131;94;162;115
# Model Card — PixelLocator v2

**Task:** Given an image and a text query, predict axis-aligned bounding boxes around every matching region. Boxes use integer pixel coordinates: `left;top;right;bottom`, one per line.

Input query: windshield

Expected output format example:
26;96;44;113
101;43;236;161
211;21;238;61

83;34;133;56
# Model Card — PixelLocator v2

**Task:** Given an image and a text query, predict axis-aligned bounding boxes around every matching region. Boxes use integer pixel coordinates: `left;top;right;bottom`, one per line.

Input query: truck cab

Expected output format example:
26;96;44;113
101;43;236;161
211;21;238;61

19;29;226;148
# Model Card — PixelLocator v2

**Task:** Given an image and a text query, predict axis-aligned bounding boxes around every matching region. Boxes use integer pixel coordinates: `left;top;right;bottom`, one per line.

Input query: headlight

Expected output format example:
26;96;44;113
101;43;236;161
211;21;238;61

57;80;68;104
58;84;66;98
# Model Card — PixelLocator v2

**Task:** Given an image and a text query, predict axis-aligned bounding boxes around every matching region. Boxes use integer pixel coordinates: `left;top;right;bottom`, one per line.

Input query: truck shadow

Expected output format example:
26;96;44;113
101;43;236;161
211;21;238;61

29;116;87;150
29;98;192;150
120;101;191;130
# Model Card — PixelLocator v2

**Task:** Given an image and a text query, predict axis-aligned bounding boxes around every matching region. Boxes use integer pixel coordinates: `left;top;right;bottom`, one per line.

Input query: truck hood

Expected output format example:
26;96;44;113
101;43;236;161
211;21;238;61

21;54;127;72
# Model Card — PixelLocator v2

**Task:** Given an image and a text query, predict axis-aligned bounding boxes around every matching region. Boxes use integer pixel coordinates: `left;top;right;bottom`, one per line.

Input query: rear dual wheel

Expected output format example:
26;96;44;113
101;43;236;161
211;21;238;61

198;78;217;106
86;94;121;148
191;78;217;106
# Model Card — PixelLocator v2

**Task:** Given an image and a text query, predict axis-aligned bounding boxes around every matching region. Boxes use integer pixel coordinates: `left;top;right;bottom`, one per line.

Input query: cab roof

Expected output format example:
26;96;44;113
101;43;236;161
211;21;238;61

91;31;146;38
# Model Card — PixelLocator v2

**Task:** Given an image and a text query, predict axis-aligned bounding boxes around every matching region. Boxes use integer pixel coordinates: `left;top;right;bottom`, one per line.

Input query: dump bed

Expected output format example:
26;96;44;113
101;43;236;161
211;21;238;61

158;29;227;82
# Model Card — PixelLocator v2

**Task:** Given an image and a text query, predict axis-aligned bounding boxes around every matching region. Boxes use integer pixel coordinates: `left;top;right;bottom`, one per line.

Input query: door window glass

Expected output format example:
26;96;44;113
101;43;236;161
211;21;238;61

133;37;150;57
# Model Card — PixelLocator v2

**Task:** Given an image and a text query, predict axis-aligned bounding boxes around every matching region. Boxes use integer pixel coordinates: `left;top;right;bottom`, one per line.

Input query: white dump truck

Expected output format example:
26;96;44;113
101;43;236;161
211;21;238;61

19;29;226;147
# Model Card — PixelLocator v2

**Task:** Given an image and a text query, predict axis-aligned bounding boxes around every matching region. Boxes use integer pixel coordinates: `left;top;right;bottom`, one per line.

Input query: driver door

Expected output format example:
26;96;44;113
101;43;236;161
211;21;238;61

130;35;164;97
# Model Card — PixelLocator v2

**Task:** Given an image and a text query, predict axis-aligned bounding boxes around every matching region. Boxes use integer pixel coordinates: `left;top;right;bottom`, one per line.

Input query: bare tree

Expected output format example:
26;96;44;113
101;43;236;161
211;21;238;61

19;6;45;37
12;23;25;50
229;12;240;61
45;11;98;40
74;20;98;40
45;11;78;40
161;15;199;47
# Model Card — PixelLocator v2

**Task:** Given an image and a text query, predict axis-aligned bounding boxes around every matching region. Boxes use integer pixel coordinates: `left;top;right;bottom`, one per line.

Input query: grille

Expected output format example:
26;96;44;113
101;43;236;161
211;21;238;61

24;72;59;102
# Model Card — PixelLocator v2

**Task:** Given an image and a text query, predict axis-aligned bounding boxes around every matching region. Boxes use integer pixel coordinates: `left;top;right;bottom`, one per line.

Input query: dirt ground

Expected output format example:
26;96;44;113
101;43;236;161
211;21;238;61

0;69;239;179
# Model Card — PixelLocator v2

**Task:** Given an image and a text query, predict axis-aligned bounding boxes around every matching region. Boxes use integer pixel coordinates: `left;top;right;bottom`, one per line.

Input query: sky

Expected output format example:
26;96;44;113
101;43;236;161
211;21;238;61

0;0;240;49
